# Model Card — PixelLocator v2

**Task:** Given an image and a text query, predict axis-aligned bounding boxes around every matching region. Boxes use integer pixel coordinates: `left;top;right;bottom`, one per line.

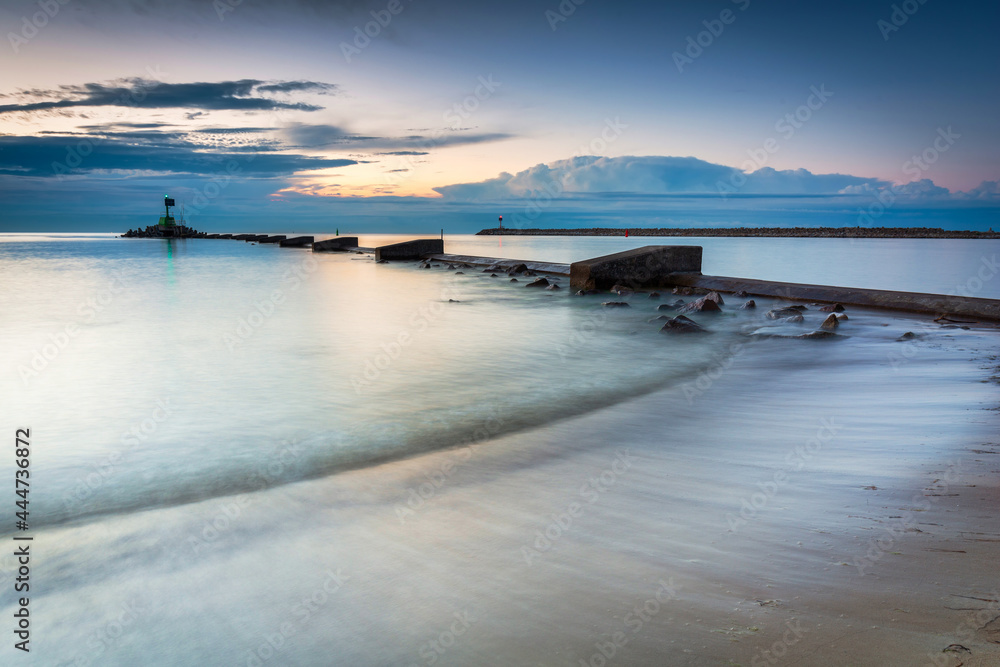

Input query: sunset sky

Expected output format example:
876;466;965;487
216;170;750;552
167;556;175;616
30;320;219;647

1;0;997;231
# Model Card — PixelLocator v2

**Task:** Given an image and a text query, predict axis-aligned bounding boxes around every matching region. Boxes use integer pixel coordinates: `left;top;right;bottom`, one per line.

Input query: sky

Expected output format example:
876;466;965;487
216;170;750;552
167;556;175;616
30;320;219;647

0;0;997;232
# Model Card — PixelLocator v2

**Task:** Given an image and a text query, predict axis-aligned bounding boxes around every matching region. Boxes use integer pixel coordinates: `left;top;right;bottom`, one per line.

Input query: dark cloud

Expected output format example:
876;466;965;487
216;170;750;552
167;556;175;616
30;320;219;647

0;135;355;177
280;123;513;151
0;79;335;115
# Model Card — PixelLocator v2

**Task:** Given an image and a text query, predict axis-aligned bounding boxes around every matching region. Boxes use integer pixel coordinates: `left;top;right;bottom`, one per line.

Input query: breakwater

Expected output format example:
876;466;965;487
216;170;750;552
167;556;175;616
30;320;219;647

475;226;1000;239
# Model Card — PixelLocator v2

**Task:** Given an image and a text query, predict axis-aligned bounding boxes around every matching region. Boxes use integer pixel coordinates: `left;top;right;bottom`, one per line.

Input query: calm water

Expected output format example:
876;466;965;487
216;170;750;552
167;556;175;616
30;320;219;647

0;233;997;665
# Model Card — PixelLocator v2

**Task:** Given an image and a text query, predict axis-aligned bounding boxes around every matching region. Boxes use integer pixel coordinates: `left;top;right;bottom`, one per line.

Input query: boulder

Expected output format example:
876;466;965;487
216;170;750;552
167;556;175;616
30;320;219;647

611;284;635;295
705;291;725;306
648;292;661;299
734;290;749;297
739;299;756;310
898;331;917;340
660;315;709;334
819;314;839;331
819;303;845;312
789;305;808;311
490;273;499;277
672;286;694;296
455;271;464;275
510;278;519;283
837;313;848;321
678;296;722;313
546;284;561;290
602;301;631;308
508;263;529;274
525;277;550;288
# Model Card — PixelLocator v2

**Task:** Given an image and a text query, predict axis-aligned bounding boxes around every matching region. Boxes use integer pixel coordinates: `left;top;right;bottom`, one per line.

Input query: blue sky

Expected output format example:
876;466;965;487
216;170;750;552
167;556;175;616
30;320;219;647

0;0;997;231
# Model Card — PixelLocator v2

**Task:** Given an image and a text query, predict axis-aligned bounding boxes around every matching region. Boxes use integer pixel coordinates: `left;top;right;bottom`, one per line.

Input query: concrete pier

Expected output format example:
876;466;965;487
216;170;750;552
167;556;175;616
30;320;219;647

569;246;703;290
666;273;1000;322
313;237;360;252
374;239;444;261
259;235;287;244
279;236;314;247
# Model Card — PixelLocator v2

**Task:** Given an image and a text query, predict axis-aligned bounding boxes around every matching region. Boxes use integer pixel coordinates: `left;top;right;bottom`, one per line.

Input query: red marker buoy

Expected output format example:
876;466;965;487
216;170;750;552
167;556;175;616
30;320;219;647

625;228;629;237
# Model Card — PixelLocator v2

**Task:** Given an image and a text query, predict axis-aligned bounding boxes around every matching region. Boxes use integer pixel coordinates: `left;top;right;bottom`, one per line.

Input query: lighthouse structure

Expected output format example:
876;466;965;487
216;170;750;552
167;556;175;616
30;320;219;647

121;195;200;238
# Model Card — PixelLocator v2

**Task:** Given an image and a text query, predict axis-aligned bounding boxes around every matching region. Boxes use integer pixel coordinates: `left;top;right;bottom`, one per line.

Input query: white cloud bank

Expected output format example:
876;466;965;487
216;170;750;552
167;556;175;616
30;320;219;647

433;155;998;201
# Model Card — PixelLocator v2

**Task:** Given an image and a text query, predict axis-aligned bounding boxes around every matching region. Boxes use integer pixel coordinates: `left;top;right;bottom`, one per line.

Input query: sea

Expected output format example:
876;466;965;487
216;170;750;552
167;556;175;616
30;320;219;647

0;232;998;666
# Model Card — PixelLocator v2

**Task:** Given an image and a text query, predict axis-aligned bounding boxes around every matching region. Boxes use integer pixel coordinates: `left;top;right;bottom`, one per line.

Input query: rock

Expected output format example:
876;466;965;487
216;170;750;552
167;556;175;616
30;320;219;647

739;299;756;310
819;303;845;312
377;259;389;264
525;277;550;288
523;270;537;277
611;284;634;295
898;331;917;340
766;308;805;322
820;313;839;331
789;305;808;311
797;330;840;340
705;291;725;306
455;271;464;275
648;292;661;299
657;303;679;312
447;264;457;270
672;286;694;296
508;263;528;274
678;296;722;313
575;289;601;296
836;313;848;321
490;273;498;277
546;284;561;290
648;315;671;322
660;315;709;334
602;301;631;308
734;290;749;297
510;278;519;282
448;299;460;303
423;264;431;269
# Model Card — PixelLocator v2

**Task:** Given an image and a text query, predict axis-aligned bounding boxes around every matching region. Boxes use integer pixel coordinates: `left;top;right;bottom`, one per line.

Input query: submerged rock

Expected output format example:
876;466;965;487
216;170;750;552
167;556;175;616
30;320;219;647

766;308;805;322
657;299;686;311
454;271;464;275
820;314;839;331
734;290;749;297
611;284;635;295
602;301;631;308
797;330;840;340
546;284;561;290
525;277;550;288
739;299;756;310
648;292;661;299
490;273;499;277
788;305;808;311
660;315;709;334
819;303;846;312
510;278;519;282
898;331;917;340
575;289;601;296
837;313;848;321
672;286;694;296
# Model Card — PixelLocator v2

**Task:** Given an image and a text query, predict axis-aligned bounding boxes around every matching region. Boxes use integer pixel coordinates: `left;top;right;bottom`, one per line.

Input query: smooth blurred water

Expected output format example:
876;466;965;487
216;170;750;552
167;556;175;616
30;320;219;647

0;233;998;666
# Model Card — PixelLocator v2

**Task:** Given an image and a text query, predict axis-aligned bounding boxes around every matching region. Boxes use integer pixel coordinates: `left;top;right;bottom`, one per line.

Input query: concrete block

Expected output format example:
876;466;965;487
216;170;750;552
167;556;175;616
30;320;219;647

259;235;287;244
569;245;702;290
374;239;444;261
313;237;359;252
279;236;315;247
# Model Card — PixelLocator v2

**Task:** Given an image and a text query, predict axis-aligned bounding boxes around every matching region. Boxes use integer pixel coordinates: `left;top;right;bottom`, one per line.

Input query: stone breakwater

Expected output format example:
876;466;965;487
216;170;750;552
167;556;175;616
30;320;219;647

476;226;1000;239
